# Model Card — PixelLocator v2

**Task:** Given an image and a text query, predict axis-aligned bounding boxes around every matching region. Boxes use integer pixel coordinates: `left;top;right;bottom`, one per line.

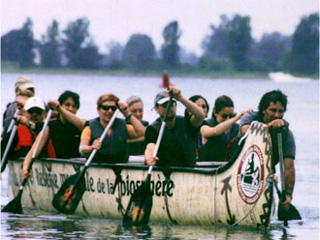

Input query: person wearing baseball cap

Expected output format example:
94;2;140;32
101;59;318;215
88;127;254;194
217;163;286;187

144;85;205;167
1;97;47;159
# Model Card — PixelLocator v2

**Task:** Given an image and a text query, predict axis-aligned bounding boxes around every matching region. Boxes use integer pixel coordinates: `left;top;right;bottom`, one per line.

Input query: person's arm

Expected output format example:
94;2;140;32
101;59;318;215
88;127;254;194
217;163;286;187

118;101;145;138
169;86;205;127
21;127;49;179
202;108;252;139
79;126;101;155
239;111;255;135
281;158;295;209
48;100;86;131
143;126;159;165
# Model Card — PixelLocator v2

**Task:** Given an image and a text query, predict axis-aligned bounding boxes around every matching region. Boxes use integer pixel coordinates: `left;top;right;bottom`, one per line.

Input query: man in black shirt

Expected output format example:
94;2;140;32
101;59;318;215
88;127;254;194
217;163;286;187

144;85;205;167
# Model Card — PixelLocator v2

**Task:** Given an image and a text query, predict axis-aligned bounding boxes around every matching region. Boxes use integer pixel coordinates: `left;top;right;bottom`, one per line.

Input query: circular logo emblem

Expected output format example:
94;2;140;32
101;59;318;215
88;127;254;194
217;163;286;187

237;145;264;204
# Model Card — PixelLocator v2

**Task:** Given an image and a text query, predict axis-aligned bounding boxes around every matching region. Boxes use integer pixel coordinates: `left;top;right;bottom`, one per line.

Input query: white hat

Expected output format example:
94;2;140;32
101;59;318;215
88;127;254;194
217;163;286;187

24;97;45;111
15;77;35;91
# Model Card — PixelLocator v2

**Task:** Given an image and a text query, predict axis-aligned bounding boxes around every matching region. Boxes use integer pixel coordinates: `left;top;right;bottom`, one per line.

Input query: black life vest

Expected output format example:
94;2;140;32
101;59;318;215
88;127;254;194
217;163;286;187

150;116;196;167
48;118;81;158
199;118;239;162
89;117;128;163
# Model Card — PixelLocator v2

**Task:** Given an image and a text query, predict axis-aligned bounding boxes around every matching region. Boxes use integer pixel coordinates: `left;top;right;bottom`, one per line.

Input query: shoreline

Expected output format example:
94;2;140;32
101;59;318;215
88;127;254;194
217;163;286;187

1;63;318;80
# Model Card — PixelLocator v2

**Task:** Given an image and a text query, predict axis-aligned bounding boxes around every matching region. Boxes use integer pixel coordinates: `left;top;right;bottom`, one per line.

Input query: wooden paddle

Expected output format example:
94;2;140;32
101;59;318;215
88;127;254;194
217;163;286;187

2;109;53;214
123;73;172;226
276;131;301;226
52;109;120;214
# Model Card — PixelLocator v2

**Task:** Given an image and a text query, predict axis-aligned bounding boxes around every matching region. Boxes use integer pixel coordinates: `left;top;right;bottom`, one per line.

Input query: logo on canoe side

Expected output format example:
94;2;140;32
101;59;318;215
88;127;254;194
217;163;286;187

237;145;264;204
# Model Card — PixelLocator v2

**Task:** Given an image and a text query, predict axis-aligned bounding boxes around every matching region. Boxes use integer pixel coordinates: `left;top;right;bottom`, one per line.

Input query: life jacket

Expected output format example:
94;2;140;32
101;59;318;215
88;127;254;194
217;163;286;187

89;117;128;163
15;124;56;158
199;118;239;162
48;118;81;158
149;116;196;167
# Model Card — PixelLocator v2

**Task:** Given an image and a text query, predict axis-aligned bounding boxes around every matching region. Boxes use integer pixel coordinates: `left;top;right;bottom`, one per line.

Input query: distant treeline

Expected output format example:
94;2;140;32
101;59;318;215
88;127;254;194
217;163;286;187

1;13;319;75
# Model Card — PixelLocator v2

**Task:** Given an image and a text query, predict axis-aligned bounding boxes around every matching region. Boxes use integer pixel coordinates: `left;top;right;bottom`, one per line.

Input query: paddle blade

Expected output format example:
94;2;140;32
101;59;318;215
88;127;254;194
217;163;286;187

123;181;153;226
278;203;302;221
52;173;86;214
2;191;23;214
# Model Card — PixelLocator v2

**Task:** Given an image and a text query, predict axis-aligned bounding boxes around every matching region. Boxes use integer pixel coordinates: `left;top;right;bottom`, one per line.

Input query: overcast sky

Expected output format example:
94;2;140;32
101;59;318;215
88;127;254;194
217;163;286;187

1;0;319;55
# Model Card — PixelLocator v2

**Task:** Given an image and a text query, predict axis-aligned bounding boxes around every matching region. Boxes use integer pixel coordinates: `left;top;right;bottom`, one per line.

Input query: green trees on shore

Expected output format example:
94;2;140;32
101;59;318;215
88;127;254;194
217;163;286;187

1;13;319;75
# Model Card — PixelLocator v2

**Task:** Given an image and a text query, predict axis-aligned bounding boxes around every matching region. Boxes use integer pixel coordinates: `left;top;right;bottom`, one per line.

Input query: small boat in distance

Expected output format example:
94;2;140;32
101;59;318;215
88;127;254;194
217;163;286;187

269;72;313;83
4;121;274;226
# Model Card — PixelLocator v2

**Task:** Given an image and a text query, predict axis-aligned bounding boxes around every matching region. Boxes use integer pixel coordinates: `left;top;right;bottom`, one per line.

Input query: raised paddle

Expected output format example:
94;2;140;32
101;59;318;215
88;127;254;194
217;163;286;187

52;109;120;214
276;131;301;226
2;109;53;213
123;73;172;226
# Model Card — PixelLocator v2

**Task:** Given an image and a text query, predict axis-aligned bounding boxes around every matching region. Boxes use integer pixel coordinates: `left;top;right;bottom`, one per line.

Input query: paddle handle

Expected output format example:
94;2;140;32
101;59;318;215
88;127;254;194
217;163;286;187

31;110;53;158
85;109;120;166
277;132;286;195
1;125;18;172
7;108;20;133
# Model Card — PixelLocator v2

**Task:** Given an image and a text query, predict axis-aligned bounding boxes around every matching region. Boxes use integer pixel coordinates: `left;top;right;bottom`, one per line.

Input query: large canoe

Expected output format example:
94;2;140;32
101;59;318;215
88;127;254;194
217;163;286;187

5;121;274;226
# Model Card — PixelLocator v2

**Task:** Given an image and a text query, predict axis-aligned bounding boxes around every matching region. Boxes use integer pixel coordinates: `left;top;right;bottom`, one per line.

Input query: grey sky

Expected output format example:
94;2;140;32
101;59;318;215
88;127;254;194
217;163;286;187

1;0;319;55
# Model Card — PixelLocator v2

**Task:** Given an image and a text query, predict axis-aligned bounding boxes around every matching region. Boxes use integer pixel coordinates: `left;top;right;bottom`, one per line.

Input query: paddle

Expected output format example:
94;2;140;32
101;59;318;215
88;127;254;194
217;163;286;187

123;73;172;226
1;124;18;173
52;109;120;214
2;109;53;214
7;108;20;133
276;131;301;226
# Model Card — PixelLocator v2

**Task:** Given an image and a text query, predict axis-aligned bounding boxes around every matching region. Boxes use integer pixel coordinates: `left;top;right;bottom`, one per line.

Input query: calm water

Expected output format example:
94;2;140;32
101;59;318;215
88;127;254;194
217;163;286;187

1;73;319;239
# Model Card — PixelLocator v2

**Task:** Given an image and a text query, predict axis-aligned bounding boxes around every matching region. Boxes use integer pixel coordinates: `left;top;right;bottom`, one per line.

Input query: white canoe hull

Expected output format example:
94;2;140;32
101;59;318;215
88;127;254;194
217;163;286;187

6;121;274;226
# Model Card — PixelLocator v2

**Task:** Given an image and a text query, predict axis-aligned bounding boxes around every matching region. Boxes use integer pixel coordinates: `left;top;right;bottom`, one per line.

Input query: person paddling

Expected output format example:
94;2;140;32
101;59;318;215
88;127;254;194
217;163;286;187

79;93;145;163
21;91;85;179
239;90;296;212
144;85;205;167
2;77;35;132
199;95;251;162
1;97;51;161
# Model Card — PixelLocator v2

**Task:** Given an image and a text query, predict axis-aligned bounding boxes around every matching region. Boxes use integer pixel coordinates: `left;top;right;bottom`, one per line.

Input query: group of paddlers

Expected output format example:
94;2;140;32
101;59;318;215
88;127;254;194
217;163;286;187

1;75;296;213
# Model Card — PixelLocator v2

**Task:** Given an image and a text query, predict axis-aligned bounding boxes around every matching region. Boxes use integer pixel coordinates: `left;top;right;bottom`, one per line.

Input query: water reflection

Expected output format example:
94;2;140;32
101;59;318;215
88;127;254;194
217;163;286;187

0;208;314;240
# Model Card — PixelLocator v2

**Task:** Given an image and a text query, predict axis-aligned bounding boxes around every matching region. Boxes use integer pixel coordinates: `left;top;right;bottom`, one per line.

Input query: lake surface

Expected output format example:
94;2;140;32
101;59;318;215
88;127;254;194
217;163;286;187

1;73;319;239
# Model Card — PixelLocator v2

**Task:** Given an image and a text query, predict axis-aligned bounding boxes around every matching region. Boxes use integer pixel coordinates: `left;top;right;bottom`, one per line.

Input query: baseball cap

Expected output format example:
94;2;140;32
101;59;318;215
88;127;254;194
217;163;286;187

154;91;176;107
15;77;35;91
24;97;45;111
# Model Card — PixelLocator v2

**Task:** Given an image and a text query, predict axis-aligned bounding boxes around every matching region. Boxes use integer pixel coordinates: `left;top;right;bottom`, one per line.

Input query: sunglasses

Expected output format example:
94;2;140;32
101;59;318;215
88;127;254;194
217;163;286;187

28;108;43;115
100;105;117;111
221;113;236;119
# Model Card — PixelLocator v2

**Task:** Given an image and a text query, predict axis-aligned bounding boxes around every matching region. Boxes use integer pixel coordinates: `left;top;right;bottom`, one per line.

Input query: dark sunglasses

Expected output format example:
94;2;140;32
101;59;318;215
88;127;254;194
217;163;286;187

100;105;117;111
28;108;43;115
221;113;236;119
